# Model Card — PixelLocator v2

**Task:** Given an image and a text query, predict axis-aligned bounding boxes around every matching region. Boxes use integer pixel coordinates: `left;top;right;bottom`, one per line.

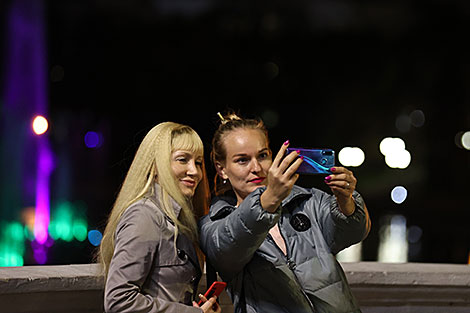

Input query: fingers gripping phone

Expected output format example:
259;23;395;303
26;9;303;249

286;148;335;175
197;281;227;306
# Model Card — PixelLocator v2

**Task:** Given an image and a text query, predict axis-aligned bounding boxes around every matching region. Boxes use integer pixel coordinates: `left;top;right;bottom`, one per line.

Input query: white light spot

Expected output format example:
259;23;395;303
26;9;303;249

338;147;365;167
32;115;49;135
461;131;470;150
391;186;408;204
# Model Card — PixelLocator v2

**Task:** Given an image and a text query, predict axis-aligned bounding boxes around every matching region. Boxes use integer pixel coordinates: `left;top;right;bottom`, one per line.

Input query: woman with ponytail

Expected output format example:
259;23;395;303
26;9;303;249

200;112;370;313
99;122;220;313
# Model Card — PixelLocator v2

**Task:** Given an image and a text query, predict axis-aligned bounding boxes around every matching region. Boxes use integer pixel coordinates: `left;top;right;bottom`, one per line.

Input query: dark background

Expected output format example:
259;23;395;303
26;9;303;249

2;0;470;264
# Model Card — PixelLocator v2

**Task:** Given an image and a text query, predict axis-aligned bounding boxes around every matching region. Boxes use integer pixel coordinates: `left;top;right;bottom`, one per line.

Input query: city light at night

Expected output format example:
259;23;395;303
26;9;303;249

32;115;49;135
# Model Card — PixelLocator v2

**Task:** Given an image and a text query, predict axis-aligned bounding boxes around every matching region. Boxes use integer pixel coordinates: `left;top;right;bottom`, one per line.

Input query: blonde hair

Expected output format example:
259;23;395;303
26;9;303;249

98;122;209;276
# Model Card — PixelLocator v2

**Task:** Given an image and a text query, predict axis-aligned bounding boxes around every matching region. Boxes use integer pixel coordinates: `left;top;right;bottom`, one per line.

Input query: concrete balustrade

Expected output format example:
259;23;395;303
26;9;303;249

0;262;469;313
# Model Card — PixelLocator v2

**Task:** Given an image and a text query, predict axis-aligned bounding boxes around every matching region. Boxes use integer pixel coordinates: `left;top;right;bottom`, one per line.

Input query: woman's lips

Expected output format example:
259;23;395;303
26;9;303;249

181;179;196;187
249;177;265;184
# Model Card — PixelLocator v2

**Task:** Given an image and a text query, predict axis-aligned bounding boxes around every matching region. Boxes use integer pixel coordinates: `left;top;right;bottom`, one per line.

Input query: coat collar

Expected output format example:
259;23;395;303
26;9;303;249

148;182;183;218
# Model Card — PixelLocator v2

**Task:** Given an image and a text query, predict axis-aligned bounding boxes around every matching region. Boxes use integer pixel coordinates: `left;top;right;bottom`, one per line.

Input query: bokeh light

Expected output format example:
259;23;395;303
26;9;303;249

395;114;411;133
33;246;48;265
408;225;423;244
396;110;425;132
380;137;405;156
385;149;411;169
32;115;49;135
84;131;103;148
73;219;88;242
378;215;408;263
88;230;103;247
380;137;411;169
461;131;470;150
391;186;408;204
0;221;26;266
410;110;425;127
338;147;365;167
49;202;74;242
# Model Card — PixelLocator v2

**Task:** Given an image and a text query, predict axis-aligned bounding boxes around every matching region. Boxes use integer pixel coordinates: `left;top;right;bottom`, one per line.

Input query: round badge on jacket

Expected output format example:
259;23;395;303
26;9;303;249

290;213;311;232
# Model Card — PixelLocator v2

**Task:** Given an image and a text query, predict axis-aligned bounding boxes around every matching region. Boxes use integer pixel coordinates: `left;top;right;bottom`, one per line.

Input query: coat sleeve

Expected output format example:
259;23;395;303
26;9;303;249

312;189;370;255
104;204;201;313
198;187;280;282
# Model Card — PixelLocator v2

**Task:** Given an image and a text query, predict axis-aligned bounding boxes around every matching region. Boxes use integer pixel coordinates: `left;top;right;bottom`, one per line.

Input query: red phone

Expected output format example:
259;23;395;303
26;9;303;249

197;281;227;306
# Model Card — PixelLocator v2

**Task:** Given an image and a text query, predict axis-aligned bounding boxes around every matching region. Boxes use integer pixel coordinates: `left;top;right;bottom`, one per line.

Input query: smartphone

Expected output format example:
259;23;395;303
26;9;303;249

197;281;227;306
286;148;335;175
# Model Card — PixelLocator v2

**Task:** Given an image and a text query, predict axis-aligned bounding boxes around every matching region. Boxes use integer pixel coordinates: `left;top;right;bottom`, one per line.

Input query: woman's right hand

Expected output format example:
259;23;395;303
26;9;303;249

261;140;303;212
193;294;221;313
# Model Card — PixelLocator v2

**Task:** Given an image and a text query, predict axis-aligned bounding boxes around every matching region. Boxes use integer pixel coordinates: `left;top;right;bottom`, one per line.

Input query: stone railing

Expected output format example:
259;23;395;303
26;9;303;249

0;262;469;313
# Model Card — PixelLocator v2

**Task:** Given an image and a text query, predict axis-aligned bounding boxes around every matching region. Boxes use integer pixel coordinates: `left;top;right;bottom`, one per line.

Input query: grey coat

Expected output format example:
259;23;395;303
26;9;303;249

199;185;369;313
104;190;202;313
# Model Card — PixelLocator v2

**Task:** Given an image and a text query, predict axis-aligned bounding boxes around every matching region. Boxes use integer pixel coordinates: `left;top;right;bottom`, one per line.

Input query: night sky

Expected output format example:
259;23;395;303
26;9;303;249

1;0;469;265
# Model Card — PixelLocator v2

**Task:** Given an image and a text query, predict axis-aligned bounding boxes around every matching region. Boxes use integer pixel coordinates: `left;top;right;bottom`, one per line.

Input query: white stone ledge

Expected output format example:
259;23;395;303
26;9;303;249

0;264;103;294
0;262;469;313
343;262;470;313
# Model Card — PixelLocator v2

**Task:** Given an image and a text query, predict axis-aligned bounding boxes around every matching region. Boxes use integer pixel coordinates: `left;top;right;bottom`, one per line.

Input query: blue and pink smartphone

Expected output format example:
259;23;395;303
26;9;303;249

286;148;335;175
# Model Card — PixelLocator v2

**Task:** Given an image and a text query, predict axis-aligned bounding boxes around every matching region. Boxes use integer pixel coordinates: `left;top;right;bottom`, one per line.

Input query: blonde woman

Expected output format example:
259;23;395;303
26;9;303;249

99;122;221;313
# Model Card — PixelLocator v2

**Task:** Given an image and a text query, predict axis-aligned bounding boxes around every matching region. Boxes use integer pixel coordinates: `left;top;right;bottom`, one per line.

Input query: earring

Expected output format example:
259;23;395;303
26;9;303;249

223;179;227;184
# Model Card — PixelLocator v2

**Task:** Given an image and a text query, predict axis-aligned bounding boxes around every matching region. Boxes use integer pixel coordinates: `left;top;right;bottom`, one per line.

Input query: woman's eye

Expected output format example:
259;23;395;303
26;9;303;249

176;157;188;163
259;152;268;159
195;160;203;166
235;158;248;164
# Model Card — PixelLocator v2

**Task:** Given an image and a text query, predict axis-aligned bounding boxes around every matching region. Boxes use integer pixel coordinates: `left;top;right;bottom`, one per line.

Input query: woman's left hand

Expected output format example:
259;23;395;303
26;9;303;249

324;167;356;216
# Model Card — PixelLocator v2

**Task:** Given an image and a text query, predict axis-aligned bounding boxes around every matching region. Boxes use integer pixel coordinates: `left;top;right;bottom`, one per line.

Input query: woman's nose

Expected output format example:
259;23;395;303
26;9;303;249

187;160;198;175
251;159;261;172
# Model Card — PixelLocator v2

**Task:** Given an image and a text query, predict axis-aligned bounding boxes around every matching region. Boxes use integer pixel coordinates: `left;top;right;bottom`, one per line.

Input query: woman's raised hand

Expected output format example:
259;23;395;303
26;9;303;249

261;140;303;213
324;166;357;216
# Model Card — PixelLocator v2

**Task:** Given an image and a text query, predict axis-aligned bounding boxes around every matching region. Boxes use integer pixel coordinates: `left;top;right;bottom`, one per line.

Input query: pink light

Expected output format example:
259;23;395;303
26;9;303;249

34;138;54;244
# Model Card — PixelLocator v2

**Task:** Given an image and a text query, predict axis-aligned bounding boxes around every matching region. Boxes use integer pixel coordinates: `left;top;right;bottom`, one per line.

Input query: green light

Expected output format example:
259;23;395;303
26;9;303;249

73;219;88;242
0;222;25;262
8;222;24;242
52;202;74;241
0;243;24;267
48;221;59;240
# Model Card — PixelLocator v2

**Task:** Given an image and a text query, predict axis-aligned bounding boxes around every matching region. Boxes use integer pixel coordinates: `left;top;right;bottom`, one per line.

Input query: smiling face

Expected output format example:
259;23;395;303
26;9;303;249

217;128;272;205
171;149;204;198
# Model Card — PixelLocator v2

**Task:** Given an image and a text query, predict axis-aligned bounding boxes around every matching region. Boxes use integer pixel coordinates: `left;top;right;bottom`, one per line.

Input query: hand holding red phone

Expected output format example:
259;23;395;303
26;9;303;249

192;281;226;313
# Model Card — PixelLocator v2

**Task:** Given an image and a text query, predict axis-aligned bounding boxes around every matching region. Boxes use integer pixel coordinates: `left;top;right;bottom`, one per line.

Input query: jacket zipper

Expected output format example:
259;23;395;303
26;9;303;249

271;221;316;312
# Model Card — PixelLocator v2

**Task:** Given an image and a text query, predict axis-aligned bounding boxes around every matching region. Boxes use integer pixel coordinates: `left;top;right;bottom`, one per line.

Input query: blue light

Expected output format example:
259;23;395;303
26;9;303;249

88;230;103;246
84;131;102;148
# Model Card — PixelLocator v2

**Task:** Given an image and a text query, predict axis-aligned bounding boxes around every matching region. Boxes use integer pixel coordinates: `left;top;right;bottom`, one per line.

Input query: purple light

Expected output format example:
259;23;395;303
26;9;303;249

84;131;102;148
33;245;48;265
34;138;54;244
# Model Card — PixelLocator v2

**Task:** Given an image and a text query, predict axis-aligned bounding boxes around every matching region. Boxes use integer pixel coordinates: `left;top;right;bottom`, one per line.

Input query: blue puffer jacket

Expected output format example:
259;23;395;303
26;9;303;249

199;185;369;313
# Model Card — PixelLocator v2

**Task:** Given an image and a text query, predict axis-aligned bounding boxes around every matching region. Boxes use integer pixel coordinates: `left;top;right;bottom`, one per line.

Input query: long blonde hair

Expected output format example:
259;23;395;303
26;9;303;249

98;122;209;276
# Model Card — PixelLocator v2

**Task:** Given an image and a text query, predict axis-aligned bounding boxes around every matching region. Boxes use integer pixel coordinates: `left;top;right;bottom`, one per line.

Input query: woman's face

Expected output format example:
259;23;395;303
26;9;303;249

171;150;204;198
218;128;272;205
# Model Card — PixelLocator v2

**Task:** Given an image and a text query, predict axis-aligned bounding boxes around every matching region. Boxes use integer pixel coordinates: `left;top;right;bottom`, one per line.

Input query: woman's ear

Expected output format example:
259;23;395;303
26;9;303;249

215;162;228;180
